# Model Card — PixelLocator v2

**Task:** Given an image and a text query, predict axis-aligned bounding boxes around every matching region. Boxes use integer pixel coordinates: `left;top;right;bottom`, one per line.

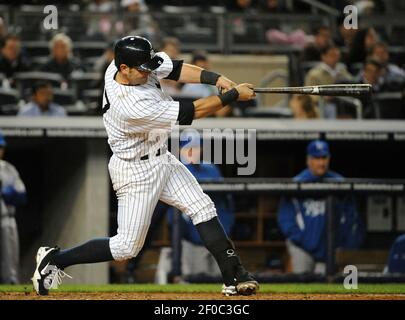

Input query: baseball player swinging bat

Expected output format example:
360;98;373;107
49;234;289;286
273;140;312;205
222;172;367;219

32;35;259;297
253;84;372;97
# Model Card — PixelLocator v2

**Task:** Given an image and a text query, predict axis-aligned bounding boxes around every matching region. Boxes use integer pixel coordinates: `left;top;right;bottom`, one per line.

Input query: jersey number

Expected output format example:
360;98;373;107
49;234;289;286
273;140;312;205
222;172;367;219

102;90;111;114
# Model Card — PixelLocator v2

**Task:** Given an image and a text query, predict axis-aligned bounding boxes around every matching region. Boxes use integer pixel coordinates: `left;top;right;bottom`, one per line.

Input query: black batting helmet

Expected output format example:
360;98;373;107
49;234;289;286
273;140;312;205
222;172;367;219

114;36;163;72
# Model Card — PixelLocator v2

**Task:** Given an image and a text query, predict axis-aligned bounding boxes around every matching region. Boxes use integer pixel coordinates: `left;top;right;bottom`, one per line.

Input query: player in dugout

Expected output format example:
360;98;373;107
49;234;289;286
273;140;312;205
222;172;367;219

277;140;365;274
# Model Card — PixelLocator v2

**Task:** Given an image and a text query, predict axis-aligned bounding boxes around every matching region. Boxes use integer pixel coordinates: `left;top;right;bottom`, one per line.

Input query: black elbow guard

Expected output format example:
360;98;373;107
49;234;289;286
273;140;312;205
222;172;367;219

164;60;183;81
177;101;195;125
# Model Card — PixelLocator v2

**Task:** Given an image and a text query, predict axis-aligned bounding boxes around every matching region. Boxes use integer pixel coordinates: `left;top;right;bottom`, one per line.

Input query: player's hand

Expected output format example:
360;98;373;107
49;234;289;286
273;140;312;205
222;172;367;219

235;83;256;101
216;75;237;93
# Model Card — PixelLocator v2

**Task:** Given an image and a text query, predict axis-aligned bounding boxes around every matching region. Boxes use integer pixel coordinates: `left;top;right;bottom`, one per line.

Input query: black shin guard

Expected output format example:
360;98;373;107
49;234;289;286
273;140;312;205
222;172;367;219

51;238;114;269
196;217;244;286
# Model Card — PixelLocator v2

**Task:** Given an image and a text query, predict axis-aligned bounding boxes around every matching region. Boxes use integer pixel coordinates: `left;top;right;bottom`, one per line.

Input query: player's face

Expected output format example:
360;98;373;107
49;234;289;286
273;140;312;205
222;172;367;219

121;65;151;85
307;156;330;177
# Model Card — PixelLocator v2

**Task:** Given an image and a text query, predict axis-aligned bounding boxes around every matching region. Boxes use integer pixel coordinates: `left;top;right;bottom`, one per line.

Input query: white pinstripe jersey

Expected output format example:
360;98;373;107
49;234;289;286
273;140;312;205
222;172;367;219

102;51;179;161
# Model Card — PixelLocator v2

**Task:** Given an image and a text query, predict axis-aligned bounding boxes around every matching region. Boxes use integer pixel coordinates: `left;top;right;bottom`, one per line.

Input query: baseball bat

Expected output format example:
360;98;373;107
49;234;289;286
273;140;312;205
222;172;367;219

253;84;372;97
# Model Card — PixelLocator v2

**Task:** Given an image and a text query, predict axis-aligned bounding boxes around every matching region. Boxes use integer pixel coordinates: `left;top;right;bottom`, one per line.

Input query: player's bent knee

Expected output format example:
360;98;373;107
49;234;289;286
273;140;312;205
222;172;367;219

189;197;217;225
110;237;145;261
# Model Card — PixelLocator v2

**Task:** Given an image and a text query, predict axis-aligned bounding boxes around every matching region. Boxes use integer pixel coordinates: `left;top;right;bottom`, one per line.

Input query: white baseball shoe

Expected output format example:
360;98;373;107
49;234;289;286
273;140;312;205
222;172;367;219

32;246;72;296
221;284;238;296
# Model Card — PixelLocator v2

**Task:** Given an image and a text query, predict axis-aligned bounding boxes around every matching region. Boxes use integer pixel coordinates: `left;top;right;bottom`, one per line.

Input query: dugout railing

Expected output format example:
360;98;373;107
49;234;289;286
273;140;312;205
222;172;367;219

170;179;405;283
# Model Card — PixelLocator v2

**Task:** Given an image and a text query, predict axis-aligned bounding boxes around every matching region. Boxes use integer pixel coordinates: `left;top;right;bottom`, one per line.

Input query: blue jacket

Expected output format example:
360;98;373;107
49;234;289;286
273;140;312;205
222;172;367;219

277;169;365;261
387;234;405;273
168;163;235;245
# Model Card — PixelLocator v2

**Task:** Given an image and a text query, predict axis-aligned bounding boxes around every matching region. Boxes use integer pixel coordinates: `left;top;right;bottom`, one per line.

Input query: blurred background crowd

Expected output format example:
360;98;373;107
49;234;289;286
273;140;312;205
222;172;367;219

0;0;404;119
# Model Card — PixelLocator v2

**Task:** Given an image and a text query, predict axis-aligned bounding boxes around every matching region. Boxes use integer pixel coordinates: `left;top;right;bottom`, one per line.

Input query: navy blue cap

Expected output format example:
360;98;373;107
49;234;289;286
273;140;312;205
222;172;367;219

0;131;6;147
306;140;330;157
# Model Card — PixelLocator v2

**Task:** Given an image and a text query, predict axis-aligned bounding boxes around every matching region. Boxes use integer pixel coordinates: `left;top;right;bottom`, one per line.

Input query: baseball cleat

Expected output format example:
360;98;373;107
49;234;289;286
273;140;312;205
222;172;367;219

32;246;72;296
235;269;259;296
221;284;238;296
236;280;259;296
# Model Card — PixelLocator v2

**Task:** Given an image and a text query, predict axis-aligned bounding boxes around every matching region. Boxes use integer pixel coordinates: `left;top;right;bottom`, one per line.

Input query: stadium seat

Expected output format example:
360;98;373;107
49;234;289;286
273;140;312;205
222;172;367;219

73;42;106;59
70;72;103;98
82;57;101;71
22;41;49;57
81;89;103;115
0;88;20;115
350;63;364;76
373;92;405;119
13;71;64;99
52;88;76;106
30;56;49;69
243;106;292;118
334;97;363;119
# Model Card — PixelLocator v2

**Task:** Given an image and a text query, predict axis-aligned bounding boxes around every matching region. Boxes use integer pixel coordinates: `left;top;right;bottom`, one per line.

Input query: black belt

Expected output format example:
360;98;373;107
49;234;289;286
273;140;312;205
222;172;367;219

140;148;163;160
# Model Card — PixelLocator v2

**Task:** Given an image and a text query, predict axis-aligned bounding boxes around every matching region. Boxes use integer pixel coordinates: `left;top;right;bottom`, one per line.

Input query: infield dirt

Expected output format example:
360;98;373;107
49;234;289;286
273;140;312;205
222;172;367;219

2;292;405;300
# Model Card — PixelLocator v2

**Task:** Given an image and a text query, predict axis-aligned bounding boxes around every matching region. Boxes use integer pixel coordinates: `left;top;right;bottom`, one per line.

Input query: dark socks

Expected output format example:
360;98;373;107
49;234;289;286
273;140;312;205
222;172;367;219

51;238;114;269
196;217;246;286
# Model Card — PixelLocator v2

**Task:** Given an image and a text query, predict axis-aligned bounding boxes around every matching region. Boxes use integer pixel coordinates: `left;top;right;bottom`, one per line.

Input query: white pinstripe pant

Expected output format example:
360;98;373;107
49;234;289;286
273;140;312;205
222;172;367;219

108;152;217;261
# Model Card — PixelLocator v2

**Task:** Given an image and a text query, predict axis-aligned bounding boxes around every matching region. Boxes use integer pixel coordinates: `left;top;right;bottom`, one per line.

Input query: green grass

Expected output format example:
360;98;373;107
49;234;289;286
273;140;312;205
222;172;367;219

1;283;405;294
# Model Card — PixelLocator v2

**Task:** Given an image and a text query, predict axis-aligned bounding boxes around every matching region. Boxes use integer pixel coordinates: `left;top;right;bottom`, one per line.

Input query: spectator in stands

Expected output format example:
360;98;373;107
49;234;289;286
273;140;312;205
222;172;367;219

160;37;180;61
305;45;353;118
181;51;215;98
121;0;159;44
277;140;365;275
181;51;232;117
289;94;319;119
300;26;332;62
86;0;115;40
40;33;83;81
0;34;31;86
160;37;182;96
355;59;386;118
334;15;358;53
305;45;353;87
156;131;235;284
0;17;7;42
88;0;114;12
354;0;386;16
227;0;259;39
369;42;405;90
385;234;405;274
227;0;257;12
346;27;379;68
18;81;66;117
259;0;289;13
0;131;27;284
356;59;385;91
